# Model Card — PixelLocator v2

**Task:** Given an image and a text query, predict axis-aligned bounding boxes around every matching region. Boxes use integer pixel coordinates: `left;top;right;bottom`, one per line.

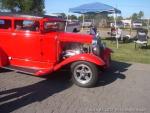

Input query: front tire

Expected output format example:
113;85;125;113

71;61;98;88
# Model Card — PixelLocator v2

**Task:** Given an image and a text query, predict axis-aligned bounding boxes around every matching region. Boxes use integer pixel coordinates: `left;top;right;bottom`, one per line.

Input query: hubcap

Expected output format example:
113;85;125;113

74;64;92;84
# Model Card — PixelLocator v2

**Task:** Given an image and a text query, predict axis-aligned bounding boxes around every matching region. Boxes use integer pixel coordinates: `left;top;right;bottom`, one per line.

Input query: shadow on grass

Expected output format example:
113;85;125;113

97;60;131;87
134;44;150;50
0;71;73;113
141;45;150;49
104;37;134;43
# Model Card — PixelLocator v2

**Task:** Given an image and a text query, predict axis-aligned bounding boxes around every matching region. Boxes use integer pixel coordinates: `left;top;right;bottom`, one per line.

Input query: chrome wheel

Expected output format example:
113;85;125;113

73;64;92;84
71;61;98;87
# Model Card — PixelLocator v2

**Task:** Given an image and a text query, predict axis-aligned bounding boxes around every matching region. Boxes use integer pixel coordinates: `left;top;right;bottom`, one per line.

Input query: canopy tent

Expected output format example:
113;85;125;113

68;2;121;48
69;2;121;14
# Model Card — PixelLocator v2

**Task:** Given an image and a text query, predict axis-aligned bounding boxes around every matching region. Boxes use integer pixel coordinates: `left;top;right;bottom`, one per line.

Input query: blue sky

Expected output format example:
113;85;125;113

45;0;150;18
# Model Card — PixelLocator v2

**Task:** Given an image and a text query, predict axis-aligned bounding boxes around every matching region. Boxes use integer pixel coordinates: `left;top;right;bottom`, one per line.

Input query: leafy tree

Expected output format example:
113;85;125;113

116;16;123;21
107;16;114;22
85;13;96;20
1;0;45;14
0;0;2;8
68;15;77;20
59;13;67;19
131;11;144;21
131;13;138;21
138;11;144;19
78;15;83;21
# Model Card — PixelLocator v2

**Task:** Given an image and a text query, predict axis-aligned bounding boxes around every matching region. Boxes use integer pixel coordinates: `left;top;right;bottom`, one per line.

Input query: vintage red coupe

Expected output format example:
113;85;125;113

0;13;112;87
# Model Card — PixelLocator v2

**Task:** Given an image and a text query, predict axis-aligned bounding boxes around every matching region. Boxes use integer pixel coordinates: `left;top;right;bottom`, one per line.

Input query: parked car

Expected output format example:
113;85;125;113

66;20;81;32
110;21;124;28
82;19;93;28
132;21;143;29
0;13;112;87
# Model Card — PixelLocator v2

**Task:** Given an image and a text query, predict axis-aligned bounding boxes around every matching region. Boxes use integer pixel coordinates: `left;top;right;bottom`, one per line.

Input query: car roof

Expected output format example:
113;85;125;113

0;12;65;21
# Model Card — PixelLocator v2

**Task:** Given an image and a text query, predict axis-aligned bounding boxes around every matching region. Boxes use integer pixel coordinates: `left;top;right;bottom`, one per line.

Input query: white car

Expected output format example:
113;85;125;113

66;20;81;32
82;19;93;28
132;21;142;29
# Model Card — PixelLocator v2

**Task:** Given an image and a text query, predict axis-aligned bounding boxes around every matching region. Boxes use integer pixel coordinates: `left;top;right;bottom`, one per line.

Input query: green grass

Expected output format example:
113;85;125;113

102;39;150;64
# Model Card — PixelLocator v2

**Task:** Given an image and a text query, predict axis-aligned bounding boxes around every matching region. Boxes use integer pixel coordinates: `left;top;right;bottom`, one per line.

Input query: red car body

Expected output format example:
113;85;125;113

0;13;112;87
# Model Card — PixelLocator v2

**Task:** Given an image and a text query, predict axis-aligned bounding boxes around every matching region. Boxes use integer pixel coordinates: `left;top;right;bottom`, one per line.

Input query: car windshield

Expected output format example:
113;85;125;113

44;21;65;32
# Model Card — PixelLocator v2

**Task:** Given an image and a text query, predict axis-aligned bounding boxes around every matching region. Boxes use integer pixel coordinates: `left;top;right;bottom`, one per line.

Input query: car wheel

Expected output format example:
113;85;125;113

71;61;98;88
73;28;78;33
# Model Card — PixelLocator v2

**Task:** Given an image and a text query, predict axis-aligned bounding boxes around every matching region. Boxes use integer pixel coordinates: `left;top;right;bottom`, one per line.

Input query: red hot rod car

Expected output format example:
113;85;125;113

0;13;112;87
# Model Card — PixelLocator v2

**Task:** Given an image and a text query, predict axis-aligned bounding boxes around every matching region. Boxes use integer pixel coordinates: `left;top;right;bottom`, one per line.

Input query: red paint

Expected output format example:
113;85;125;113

0;14;112;76
53;53;105;71
101;48;113;68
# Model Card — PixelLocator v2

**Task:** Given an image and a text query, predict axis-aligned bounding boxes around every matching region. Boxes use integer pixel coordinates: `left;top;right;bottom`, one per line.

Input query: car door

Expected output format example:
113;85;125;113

0;18;13;66
11;19;42;64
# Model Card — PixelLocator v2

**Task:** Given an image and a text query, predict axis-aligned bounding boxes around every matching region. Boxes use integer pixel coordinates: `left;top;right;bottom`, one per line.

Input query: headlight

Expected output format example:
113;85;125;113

92;38;100;56
91;37;105;56
92;38;97;45
92;45;100;56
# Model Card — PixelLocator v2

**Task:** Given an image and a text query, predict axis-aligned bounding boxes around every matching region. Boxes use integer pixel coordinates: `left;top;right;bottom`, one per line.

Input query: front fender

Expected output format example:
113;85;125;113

54;53;105;71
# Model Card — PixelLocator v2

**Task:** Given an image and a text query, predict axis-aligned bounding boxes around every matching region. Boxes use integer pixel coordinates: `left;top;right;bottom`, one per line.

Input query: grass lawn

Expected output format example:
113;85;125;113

102;38;150;64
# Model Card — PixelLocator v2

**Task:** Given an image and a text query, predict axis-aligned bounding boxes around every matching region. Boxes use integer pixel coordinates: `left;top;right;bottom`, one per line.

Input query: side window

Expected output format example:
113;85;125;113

0;19;11;30
14;20;39;32
44;21;65;31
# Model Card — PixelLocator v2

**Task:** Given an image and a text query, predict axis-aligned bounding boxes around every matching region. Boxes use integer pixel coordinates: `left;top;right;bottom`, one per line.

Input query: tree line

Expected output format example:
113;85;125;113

0;0;45;14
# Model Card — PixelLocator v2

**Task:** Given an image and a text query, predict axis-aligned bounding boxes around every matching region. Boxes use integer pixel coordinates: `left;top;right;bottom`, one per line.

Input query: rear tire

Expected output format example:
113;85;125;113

71;61;98;88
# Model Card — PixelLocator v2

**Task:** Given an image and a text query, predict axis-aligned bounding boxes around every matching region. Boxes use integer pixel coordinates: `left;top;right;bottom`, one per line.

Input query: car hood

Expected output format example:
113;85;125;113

58;32;93;44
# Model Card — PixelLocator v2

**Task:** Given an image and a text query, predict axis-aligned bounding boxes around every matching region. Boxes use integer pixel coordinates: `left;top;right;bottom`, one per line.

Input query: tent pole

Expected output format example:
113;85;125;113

82;14;85;31
114;13;117;28
114;12;118;48
130;19;132;36
65;13;69;32
147;18;149;30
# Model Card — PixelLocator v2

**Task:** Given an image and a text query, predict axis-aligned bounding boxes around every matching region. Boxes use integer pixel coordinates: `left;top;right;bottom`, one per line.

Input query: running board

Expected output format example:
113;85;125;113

2;65;39;75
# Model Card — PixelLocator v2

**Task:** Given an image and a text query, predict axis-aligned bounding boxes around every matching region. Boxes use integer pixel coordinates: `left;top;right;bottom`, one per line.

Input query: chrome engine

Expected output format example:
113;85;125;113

62;36;105;59
62;43;84;59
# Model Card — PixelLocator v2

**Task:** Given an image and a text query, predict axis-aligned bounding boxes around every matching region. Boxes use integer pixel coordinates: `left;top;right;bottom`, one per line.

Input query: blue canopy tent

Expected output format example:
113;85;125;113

68;2;121;29
68;2;121;48
69;2;121;14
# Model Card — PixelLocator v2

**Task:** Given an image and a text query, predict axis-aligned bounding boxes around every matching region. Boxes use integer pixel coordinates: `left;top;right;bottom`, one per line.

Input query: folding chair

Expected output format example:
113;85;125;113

134;30;148;48
109;28;123;43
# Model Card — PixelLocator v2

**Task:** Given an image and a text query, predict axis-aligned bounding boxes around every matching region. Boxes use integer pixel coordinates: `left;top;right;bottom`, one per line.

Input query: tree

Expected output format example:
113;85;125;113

131;11;144;21
0;0;2;8
131;13;138;21
116;16;123;21
108;16;114;22
1;0;45;14
59;13;66;19
138;11;144;19
78;15;83;21
68;15;77;20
